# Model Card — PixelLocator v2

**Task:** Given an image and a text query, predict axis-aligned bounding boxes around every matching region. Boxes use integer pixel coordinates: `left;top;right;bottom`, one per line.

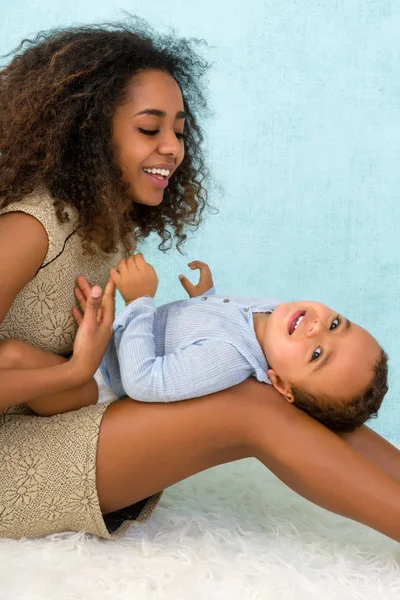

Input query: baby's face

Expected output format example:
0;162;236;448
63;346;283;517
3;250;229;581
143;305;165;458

261;301;380;402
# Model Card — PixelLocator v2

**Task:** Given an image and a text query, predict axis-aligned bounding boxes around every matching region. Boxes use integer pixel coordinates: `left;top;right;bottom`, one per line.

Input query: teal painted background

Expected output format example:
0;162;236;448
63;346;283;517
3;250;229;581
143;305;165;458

1;1;399;439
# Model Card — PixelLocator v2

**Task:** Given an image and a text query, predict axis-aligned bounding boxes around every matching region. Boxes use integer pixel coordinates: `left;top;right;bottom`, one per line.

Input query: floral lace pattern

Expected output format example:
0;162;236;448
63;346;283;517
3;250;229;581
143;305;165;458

0;189;125;355
0;189;161;538
0;401;161;539
0;402;114;537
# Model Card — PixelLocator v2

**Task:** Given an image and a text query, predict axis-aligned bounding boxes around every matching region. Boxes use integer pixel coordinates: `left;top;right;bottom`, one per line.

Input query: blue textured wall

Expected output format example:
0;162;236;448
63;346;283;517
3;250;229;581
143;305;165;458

1;1;399;439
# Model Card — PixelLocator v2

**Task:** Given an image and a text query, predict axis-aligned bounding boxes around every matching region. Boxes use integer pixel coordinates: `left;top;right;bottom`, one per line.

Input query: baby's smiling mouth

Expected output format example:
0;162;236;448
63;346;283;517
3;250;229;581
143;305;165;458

288;310;307;335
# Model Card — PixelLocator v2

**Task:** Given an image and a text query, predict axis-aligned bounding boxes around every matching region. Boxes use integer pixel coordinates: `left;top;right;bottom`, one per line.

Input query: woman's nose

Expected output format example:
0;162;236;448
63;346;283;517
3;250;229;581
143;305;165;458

158;131;182;157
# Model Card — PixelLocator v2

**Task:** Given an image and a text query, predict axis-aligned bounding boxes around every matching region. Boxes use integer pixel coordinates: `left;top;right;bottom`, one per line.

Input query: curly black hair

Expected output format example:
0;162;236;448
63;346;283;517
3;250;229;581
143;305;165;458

292;348;389;433
0;17;211;252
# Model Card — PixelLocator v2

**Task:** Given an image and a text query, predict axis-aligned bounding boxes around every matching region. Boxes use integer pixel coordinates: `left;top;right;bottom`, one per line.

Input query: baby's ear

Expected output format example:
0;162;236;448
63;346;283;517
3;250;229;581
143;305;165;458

267;369;295;403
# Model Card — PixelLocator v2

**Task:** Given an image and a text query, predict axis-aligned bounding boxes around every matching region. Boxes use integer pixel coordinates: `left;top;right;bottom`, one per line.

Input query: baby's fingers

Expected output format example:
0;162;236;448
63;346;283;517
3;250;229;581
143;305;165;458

188;261;207;270
109;267;122;287
179;274;196;297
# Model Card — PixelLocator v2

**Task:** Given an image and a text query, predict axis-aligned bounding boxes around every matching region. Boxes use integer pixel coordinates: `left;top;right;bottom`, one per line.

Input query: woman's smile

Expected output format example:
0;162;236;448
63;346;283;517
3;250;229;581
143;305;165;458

142;163;175;189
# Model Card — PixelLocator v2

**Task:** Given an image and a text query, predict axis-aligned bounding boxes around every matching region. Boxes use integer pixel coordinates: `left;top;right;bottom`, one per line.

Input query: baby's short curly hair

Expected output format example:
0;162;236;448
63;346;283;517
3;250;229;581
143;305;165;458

291;348;389;432
0;17;211;252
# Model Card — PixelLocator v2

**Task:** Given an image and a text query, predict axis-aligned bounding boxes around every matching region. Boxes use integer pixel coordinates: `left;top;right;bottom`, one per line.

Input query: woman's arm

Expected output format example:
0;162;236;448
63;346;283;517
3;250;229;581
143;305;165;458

0;281;114;413
0;354;89;411
0;339;98;415
0;212;48;323
0;212;102;413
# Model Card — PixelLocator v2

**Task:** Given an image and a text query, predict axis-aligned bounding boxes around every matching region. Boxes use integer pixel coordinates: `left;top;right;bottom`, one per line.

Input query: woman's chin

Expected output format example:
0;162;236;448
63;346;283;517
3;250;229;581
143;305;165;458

130;191;165;207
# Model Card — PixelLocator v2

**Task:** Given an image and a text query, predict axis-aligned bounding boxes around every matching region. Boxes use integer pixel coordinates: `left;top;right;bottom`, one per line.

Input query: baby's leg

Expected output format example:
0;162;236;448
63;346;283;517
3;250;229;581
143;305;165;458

0;339;98;415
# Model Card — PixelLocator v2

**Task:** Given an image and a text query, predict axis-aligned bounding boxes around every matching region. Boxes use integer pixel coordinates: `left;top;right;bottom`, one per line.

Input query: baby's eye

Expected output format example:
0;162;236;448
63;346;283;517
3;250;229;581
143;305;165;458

330;315;341;330
311;347;322;362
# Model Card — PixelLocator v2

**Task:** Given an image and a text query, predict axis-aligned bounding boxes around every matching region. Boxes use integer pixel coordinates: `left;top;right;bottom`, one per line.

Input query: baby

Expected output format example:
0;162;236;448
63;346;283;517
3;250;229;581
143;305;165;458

100;253;389;433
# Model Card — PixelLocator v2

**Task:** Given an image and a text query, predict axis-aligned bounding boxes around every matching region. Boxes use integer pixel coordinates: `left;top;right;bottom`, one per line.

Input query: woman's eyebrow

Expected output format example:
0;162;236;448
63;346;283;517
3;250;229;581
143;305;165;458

134;108;186;119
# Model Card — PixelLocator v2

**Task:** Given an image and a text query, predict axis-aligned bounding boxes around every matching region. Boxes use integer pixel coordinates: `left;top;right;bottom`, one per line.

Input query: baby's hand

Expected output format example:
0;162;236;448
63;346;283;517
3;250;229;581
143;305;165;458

110;253;158;305
179;261;214;298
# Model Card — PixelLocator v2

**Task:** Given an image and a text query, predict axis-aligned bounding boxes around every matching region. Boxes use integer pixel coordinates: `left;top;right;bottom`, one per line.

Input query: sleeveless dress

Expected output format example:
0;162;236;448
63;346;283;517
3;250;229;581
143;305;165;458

0;188;161;539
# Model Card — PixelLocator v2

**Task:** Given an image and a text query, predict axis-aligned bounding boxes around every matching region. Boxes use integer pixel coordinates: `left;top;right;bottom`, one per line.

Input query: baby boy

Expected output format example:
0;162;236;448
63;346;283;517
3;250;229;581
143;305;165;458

100;253;388;433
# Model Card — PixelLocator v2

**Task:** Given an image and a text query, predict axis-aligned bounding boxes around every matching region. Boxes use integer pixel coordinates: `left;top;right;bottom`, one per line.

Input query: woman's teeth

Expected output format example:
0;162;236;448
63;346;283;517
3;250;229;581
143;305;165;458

143;167;171;179
294;315;304;330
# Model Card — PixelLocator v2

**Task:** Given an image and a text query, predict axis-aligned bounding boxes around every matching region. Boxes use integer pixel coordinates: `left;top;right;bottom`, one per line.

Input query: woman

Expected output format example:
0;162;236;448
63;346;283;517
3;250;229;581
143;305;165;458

1;20;400;542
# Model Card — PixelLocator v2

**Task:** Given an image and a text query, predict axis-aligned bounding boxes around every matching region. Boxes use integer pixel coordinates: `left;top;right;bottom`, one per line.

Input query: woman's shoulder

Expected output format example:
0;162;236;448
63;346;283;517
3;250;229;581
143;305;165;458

0;187;79;266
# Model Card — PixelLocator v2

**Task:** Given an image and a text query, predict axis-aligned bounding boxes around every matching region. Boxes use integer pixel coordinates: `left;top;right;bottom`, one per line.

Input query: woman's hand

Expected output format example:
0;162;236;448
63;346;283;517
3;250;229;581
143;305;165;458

109;253;158;305
70;280;115;380
179;261;214;298
73;275;116;324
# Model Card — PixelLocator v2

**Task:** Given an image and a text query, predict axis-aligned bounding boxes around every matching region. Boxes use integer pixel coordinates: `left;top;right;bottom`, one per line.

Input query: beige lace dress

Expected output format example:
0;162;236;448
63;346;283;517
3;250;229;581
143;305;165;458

0;188;161;539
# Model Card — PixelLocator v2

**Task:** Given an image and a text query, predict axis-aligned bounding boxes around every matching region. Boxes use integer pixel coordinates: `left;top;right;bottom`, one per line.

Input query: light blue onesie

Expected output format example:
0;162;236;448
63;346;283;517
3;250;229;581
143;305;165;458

100;288;282;402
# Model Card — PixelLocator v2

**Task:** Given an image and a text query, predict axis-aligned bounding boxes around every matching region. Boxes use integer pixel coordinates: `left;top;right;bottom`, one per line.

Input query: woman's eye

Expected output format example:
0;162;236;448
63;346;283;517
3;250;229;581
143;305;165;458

138;128;184;139
311;347;322;362
138;128;159;136
330;316;341;330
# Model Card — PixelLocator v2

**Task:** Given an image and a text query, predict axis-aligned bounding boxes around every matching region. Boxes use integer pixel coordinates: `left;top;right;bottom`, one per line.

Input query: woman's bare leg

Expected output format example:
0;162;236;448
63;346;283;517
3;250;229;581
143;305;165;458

339;426;400;481
97;378;400;542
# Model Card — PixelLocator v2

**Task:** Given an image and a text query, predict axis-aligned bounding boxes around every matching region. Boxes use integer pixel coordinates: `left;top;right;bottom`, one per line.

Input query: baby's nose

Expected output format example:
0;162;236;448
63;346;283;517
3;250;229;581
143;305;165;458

306;319;320;337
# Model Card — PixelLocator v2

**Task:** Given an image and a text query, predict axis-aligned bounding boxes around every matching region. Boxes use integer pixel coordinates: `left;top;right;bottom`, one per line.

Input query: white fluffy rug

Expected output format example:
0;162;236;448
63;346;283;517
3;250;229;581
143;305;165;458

1;459;400;600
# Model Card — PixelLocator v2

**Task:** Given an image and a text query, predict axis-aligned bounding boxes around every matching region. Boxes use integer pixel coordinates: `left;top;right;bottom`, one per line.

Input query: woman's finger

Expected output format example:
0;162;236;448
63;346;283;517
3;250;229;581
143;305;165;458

101;286;116;325
104;278;116;297
75;286;87;311
82;286;103;329
102;278;116;320
76;275;92;299
72;305;83;326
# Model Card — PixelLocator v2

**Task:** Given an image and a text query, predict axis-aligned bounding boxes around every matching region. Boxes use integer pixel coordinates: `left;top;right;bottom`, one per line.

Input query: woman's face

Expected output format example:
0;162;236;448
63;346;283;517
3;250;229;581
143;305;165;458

112;69;186;206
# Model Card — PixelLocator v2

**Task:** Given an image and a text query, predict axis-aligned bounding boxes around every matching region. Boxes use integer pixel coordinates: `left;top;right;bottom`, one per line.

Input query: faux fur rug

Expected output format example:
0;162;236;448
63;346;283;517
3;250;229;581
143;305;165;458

1;459;399;600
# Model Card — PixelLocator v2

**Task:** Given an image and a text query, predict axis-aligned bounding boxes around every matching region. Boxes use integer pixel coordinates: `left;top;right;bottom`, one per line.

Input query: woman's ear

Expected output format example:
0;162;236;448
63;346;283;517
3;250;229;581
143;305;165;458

267;369;295;403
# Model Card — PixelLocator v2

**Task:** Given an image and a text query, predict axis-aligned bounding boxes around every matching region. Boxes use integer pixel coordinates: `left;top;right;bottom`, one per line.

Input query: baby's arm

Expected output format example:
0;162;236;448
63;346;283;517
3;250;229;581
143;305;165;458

105;297;253;401
105;254;251;401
